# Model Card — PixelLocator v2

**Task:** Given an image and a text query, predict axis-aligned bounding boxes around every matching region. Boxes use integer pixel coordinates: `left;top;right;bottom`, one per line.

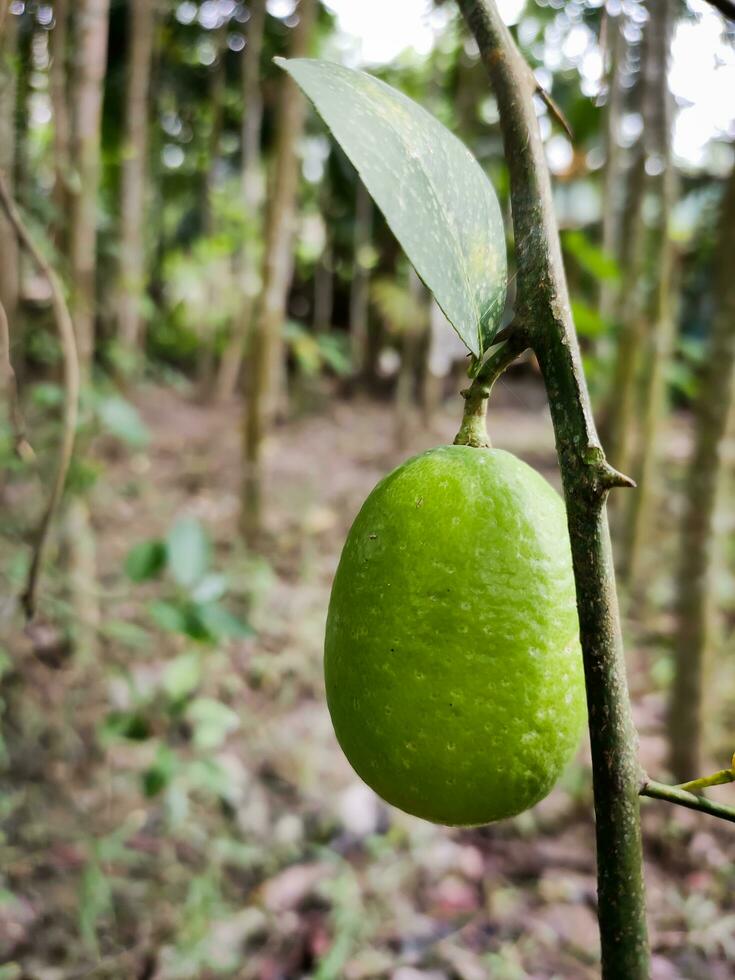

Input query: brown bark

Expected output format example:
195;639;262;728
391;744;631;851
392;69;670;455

0;9;18;333
49;0;71;249
118;0;156;360
242;0;317;537
668;166;735;782
69;0;111;379
215;0;267;401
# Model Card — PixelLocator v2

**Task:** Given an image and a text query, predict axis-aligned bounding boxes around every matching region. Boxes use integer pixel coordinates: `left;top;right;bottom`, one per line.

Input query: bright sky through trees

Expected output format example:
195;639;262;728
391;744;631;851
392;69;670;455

321;0;735;168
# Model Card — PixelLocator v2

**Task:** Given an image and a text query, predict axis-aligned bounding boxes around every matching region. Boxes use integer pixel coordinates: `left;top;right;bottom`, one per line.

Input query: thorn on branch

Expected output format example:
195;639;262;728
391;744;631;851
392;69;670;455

598;461;636;490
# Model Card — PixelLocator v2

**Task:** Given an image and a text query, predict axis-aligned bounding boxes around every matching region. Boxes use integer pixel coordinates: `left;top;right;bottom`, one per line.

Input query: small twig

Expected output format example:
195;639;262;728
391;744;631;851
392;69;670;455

536;85;574;142
0;297;34;462
0;171;80;620
676;756;735;794
641;777;735;824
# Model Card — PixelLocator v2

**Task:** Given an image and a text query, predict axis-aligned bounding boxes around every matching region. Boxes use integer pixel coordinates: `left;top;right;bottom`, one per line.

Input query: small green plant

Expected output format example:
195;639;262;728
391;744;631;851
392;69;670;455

102;517;253;803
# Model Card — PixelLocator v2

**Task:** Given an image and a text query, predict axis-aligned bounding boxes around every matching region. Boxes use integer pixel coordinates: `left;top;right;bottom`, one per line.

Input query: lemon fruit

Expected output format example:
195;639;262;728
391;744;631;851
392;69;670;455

325;445;586;826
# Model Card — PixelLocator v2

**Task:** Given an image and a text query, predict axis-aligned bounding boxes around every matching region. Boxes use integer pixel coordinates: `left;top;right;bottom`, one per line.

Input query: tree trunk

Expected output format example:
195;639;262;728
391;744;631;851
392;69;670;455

603;150;647;479
349;178;373;380
621;0;676;586
198;25;228;397
0;9;18;339
668;165;735;782
599;10;625;323
69;0;111;381
600;10;650;477
394;269;427;450
313;242;333;335
49;0;71;251
241;0;316;538
215;0;266;402
117;0;156;364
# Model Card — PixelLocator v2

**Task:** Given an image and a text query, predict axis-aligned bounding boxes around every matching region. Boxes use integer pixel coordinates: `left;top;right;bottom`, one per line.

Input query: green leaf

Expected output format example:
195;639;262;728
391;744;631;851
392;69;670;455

571;299;609;339
187;697;240;750
194;602;254;641
166;518;210;588
191;572;228;604
142;745;178;798
163;651;202;702
96;396;150;447
279;58;507;357
124;539;167;583
101;710;152;742
562;230;619;283
148;599;189;634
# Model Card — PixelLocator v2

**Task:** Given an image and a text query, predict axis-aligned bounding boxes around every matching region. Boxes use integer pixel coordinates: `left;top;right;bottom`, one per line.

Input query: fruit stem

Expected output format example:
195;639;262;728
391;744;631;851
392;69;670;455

454;385;491;447
453;325;528;448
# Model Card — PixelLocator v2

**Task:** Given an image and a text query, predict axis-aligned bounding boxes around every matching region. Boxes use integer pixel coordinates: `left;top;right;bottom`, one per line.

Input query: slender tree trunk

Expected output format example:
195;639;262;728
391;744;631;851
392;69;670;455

241;0;316;537
215;0;266;402
394;269;427;450
458;2;649;975
621;0;675;585
600;11;651;476
599;10;624;323
668;166;735;782
0;10;18;337
117;0;156;364
69;0;111;381
350;178;373;378
198;26;228;397
603;150;647;478
49;0;71;251
313;196;333;336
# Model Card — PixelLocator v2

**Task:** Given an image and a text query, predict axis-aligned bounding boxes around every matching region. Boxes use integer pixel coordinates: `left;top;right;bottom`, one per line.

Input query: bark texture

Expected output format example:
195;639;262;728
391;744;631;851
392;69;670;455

69;0;111;378
118;0;156;358
242;0;316;536
457;2;649;975
668;166;735;782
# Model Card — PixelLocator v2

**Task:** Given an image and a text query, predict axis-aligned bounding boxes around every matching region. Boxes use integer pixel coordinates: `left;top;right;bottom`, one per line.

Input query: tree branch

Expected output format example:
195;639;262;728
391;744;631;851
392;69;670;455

456;2;649;976
0;171;80;620
641;778;735;824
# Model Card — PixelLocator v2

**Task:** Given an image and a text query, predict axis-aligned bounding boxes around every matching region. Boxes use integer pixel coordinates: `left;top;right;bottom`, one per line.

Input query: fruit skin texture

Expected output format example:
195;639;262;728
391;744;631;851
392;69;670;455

325;445;586;826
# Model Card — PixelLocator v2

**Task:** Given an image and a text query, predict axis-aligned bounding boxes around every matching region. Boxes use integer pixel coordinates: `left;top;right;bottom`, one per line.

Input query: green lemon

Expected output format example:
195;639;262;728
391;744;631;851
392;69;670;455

325;445;586;826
